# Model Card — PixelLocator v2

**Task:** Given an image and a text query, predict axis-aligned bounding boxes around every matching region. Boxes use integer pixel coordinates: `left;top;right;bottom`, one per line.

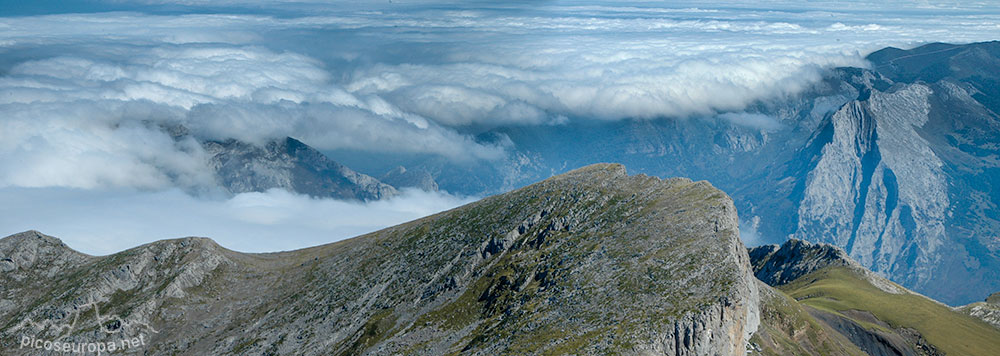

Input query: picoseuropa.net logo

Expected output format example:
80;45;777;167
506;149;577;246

19;334;147;355
13;297;158;355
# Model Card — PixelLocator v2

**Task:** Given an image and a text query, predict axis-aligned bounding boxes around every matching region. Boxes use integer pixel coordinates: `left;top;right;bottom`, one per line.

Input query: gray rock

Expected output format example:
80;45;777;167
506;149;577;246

748;239;856;287
793;78;949;295
957;292;1000;330
749;239;911;295
203;136;398;201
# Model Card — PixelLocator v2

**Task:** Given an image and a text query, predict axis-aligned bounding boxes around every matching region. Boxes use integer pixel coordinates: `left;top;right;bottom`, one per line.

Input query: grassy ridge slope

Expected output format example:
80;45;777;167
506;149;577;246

780;266;1000;356
751;280;867;356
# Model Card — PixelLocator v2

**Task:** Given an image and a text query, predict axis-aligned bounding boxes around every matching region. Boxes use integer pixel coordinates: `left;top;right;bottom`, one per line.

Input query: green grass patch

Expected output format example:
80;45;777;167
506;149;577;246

781;266;1000;356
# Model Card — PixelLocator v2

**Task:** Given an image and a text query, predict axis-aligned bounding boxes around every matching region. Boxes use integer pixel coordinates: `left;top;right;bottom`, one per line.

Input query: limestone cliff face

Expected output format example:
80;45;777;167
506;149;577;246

794;77;949;292
0;164;758;355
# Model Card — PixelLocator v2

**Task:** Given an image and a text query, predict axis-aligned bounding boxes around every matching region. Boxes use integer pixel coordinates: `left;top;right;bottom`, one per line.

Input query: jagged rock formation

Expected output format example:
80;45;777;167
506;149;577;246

748;239;857;287
793;72;948;287
0;164;760;355
749;239;1000;356
203;137;399;201
957;292;1000;329
694;46;1000;306
0;231;93;283
748;239;908;295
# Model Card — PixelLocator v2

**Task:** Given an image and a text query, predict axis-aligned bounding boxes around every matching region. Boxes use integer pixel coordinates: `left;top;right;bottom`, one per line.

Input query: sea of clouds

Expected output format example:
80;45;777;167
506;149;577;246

1;0;998;253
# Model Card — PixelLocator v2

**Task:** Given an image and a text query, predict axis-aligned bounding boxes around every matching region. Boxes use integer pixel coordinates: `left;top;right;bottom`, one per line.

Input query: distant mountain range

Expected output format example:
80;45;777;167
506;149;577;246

174;134;438;201
323;41;1000;306
3;164;998;355
171;41;999;306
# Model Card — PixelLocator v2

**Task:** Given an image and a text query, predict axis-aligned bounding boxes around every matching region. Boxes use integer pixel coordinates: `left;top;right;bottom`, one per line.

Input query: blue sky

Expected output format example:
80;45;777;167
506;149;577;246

1;0;998;254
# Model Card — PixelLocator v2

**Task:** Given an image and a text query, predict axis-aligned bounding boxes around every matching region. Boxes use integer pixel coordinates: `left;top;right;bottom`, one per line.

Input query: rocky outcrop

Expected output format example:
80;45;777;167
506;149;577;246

793;73;950;297
0;232;245;352
203;136;398;201
748;239;856;287
0;230;92;280
749;239;910;295
0;163;759;355
775;45;1000;305
957;292;1000;329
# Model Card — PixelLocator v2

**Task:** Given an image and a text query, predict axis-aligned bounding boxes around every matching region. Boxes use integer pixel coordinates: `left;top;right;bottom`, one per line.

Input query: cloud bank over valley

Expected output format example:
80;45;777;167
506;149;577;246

1;0;999;252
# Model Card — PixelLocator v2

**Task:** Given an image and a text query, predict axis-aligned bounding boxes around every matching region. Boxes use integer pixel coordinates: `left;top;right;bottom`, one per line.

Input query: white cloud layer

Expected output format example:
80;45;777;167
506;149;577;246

0;43;507;190
0;187;475;255
2;0;999;252
2;2;999;192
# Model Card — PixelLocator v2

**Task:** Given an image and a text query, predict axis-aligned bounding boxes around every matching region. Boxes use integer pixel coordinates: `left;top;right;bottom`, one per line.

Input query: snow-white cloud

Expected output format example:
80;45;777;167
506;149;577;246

2;0;999;252
0;44;508;191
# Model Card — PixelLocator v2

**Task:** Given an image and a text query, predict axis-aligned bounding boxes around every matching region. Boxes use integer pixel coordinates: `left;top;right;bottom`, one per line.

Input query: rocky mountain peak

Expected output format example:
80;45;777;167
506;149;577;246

751;236;1000;356
1;230;63;248
202;136;399;201
748;239;857;287
551;162;628;181
751;237;917;295
0;230;91;276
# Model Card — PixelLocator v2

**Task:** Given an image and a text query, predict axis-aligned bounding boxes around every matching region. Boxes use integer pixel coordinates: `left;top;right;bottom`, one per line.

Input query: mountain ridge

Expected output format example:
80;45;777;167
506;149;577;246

0;163;761;355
